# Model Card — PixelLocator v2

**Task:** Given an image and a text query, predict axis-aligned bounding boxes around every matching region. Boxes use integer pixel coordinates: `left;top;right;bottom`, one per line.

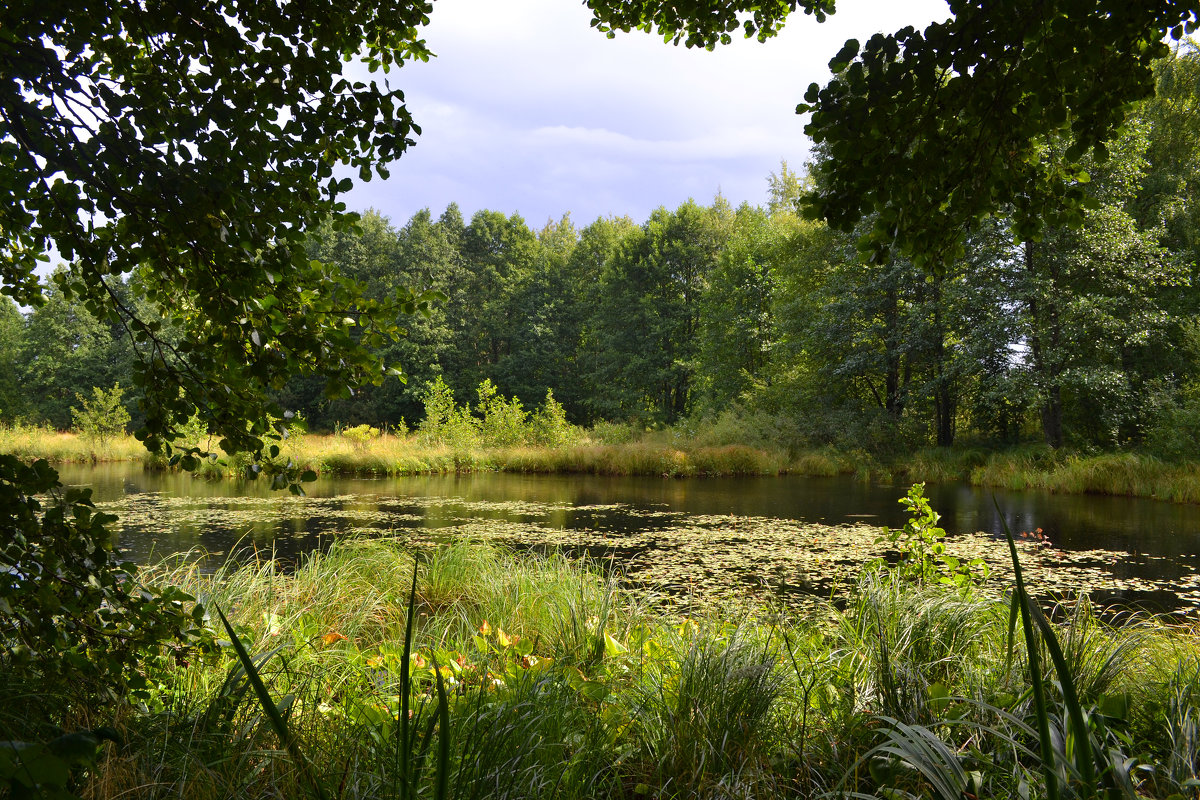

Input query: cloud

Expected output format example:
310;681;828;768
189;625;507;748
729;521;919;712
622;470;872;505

345;0;950;227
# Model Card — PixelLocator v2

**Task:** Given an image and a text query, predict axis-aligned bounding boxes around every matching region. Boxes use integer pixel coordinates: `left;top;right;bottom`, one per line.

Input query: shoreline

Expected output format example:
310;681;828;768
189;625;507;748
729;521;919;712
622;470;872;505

7;426;1200;503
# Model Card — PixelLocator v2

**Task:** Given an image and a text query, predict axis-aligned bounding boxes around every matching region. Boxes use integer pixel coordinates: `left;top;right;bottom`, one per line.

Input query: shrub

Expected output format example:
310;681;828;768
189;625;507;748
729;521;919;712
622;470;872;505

868;482;988;589
530;389;581;447
475;378;529;447
342;423;381;449
70;384;131;446
418;377;480;448
589;419;641;445
0;456;212;727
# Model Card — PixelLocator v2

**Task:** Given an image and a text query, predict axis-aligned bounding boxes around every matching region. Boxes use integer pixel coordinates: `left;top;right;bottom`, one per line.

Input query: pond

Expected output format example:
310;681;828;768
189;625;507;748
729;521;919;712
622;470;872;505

59;462;1200;615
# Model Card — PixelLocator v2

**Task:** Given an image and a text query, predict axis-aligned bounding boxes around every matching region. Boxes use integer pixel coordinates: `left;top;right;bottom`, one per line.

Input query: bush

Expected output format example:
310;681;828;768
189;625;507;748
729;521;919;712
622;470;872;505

589;419;641;445
70;384;130;445
1145;390;1200;461
475;379;528;447
342;423;381;449
418;377;480;448
530;389;581;447
868;482;988;589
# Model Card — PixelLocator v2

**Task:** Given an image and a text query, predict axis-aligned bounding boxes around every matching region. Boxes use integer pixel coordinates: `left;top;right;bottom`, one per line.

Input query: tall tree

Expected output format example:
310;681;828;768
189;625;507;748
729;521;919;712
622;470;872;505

589;0;1197;269
587;200;729;422
495;215;588;414
20;272;131;429
0;297;26;421
2;1;431;460
696;203;789;411
442;211;539;399
1017;123;1189;448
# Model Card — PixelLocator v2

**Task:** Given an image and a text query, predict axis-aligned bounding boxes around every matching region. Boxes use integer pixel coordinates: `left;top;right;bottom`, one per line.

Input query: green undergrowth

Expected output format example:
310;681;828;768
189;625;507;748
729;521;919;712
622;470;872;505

40;537;1200;800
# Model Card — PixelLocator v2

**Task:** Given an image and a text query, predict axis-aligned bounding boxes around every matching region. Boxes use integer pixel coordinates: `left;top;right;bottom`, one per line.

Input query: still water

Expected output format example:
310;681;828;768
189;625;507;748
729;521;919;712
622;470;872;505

58;462;1200;612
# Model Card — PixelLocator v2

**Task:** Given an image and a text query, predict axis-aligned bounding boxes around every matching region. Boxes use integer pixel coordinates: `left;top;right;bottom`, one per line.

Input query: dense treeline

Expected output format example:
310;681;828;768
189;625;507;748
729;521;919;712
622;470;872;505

6;47;1200;458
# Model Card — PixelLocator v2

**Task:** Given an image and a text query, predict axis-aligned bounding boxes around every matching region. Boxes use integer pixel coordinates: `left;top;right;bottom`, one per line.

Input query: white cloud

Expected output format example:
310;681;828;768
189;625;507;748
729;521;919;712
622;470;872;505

345;0;950;227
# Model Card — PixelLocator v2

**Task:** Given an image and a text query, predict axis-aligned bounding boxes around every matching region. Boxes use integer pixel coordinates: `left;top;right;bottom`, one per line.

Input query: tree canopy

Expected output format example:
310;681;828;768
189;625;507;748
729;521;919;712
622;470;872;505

1;1;433;461
588;0;1200;268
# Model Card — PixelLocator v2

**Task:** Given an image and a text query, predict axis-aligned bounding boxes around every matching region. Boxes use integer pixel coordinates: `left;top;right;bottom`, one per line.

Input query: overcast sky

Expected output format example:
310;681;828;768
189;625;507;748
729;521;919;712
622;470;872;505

342;0;950;231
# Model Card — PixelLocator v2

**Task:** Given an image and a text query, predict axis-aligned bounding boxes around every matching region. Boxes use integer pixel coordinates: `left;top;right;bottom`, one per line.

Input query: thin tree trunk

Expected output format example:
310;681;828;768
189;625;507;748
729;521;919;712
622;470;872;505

1025;239;1064;448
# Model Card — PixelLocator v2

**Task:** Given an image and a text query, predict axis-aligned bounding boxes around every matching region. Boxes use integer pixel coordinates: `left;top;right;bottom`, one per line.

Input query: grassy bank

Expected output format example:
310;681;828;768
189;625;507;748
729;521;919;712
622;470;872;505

11;423;1200;501
15;539;1200;799
2;426;789;478
0;423;145;463
288;434;788;478
786;445;1200;503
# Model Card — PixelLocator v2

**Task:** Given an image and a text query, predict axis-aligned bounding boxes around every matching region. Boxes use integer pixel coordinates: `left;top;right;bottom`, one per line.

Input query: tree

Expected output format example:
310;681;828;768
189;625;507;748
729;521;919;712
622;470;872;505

71;384;132;446
442;211;539;398
0;298;25;422
586;200;729;423
495;215;589;415
2;1;433;460
572;215;639;423
1015;124;1188;448
588;0;1199;269
19;275;131;429
696;203;787;411
0;1;436;728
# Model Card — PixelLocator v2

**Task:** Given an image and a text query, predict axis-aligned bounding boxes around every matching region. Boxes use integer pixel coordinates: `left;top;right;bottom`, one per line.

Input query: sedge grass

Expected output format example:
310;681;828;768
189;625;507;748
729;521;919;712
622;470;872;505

0;423;144;463
11;422;1200;500
78;537;1200;800
972;450;1200;503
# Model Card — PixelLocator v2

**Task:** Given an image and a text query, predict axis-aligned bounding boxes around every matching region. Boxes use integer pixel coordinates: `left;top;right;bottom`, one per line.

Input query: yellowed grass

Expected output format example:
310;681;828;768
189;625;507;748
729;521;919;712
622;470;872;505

0;425;145;463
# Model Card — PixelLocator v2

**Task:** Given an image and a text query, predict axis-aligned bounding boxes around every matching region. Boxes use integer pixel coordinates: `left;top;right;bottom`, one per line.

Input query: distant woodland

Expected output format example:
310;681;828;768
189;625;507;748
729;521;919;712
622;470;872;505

7;47;1200;459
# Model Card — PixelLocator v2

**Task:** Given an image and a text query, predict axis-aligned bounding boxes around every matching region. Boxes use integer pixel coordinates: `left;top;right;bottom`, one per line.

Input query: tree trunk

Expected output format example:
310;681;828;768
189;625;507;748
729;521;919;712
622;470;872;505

931;273;955;447
1024;239;1064;448
883;285;904;417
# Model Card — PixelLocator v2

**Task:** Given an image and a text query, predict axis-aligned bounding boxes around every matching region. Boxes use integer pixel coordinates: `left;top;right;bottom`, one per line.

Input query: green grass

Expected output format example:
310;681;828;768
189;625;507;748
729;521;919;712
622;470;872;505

11;423;1200;500
42;538;1200;800
971;450;1200;502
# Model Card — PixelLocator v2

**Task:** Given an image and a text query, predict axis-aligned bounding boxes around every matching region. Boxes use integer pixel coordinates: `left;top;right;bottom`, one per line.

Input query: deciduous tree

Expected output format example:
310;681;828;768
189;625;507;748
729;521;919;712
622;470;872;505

2;1;432;461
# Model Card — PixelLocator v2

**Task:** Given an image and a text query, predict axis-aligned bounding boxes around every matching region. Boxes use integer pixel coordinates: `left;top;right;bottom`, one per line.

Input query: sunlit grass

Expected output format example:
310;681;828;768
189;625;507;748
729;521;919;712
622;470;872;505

98;540;1200;800
972;450;1200;502
0;423;145;463
10;421;1200;500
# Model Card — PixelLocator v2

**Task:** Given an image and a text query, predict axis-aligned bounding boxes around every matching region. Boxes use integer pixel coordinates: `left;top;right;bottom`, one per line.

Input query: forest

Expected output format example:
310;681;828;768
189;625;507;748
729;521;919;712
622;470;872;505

10;2;1200;799
6;46;1200;462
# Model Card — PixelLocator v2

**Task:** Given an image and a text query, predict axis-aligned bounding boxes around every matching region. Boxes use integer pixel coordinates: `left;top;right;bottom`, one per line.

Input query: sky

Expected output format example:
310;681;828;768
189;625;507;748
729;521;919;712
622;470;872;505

341;0;950;231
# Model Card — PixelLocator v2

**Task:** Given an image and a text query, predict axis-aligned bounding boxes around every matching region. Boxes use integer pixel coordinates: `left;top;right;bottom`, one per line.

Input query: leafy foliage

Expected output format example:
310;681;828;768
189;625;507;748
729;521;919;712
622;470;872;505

870;483;988;589
341;423;382;449
1;1;434;462
0;457;212;713
418;379;582;449
70;384;131;446
591;0;1197;272
586;0;834;47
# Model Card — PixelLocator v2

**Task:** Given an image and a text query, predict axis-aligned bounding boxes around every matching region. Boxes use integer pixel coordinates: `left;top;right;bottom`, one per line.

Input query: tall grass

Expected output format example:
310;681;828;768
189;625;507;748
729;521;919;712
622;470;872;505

972;450;1200;503
10;420;1200;500
0;423;144;463
64;536;1200;800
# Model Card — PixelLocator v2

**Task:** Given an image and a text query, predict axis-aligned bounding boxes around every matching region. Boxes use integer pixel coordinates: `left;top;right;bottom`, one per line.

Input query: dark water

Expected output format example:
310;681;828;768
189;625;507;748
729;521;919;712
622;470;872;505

55;462;1200;612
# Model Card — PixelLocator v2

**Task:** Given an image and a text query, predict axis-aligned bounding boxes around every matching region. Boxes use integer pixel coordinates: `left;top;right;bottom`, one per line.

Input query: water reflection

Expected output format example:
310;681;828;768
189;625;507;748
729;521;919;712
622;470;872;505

55;462;1200;612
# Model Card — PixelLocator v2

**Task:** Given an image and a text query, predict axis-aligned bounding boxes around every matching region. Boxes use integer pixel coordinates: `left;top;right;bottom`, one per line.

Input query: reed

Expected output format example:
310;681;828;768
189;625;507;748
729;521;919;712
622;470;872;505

10;421;1200;501
972;450;1200;502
